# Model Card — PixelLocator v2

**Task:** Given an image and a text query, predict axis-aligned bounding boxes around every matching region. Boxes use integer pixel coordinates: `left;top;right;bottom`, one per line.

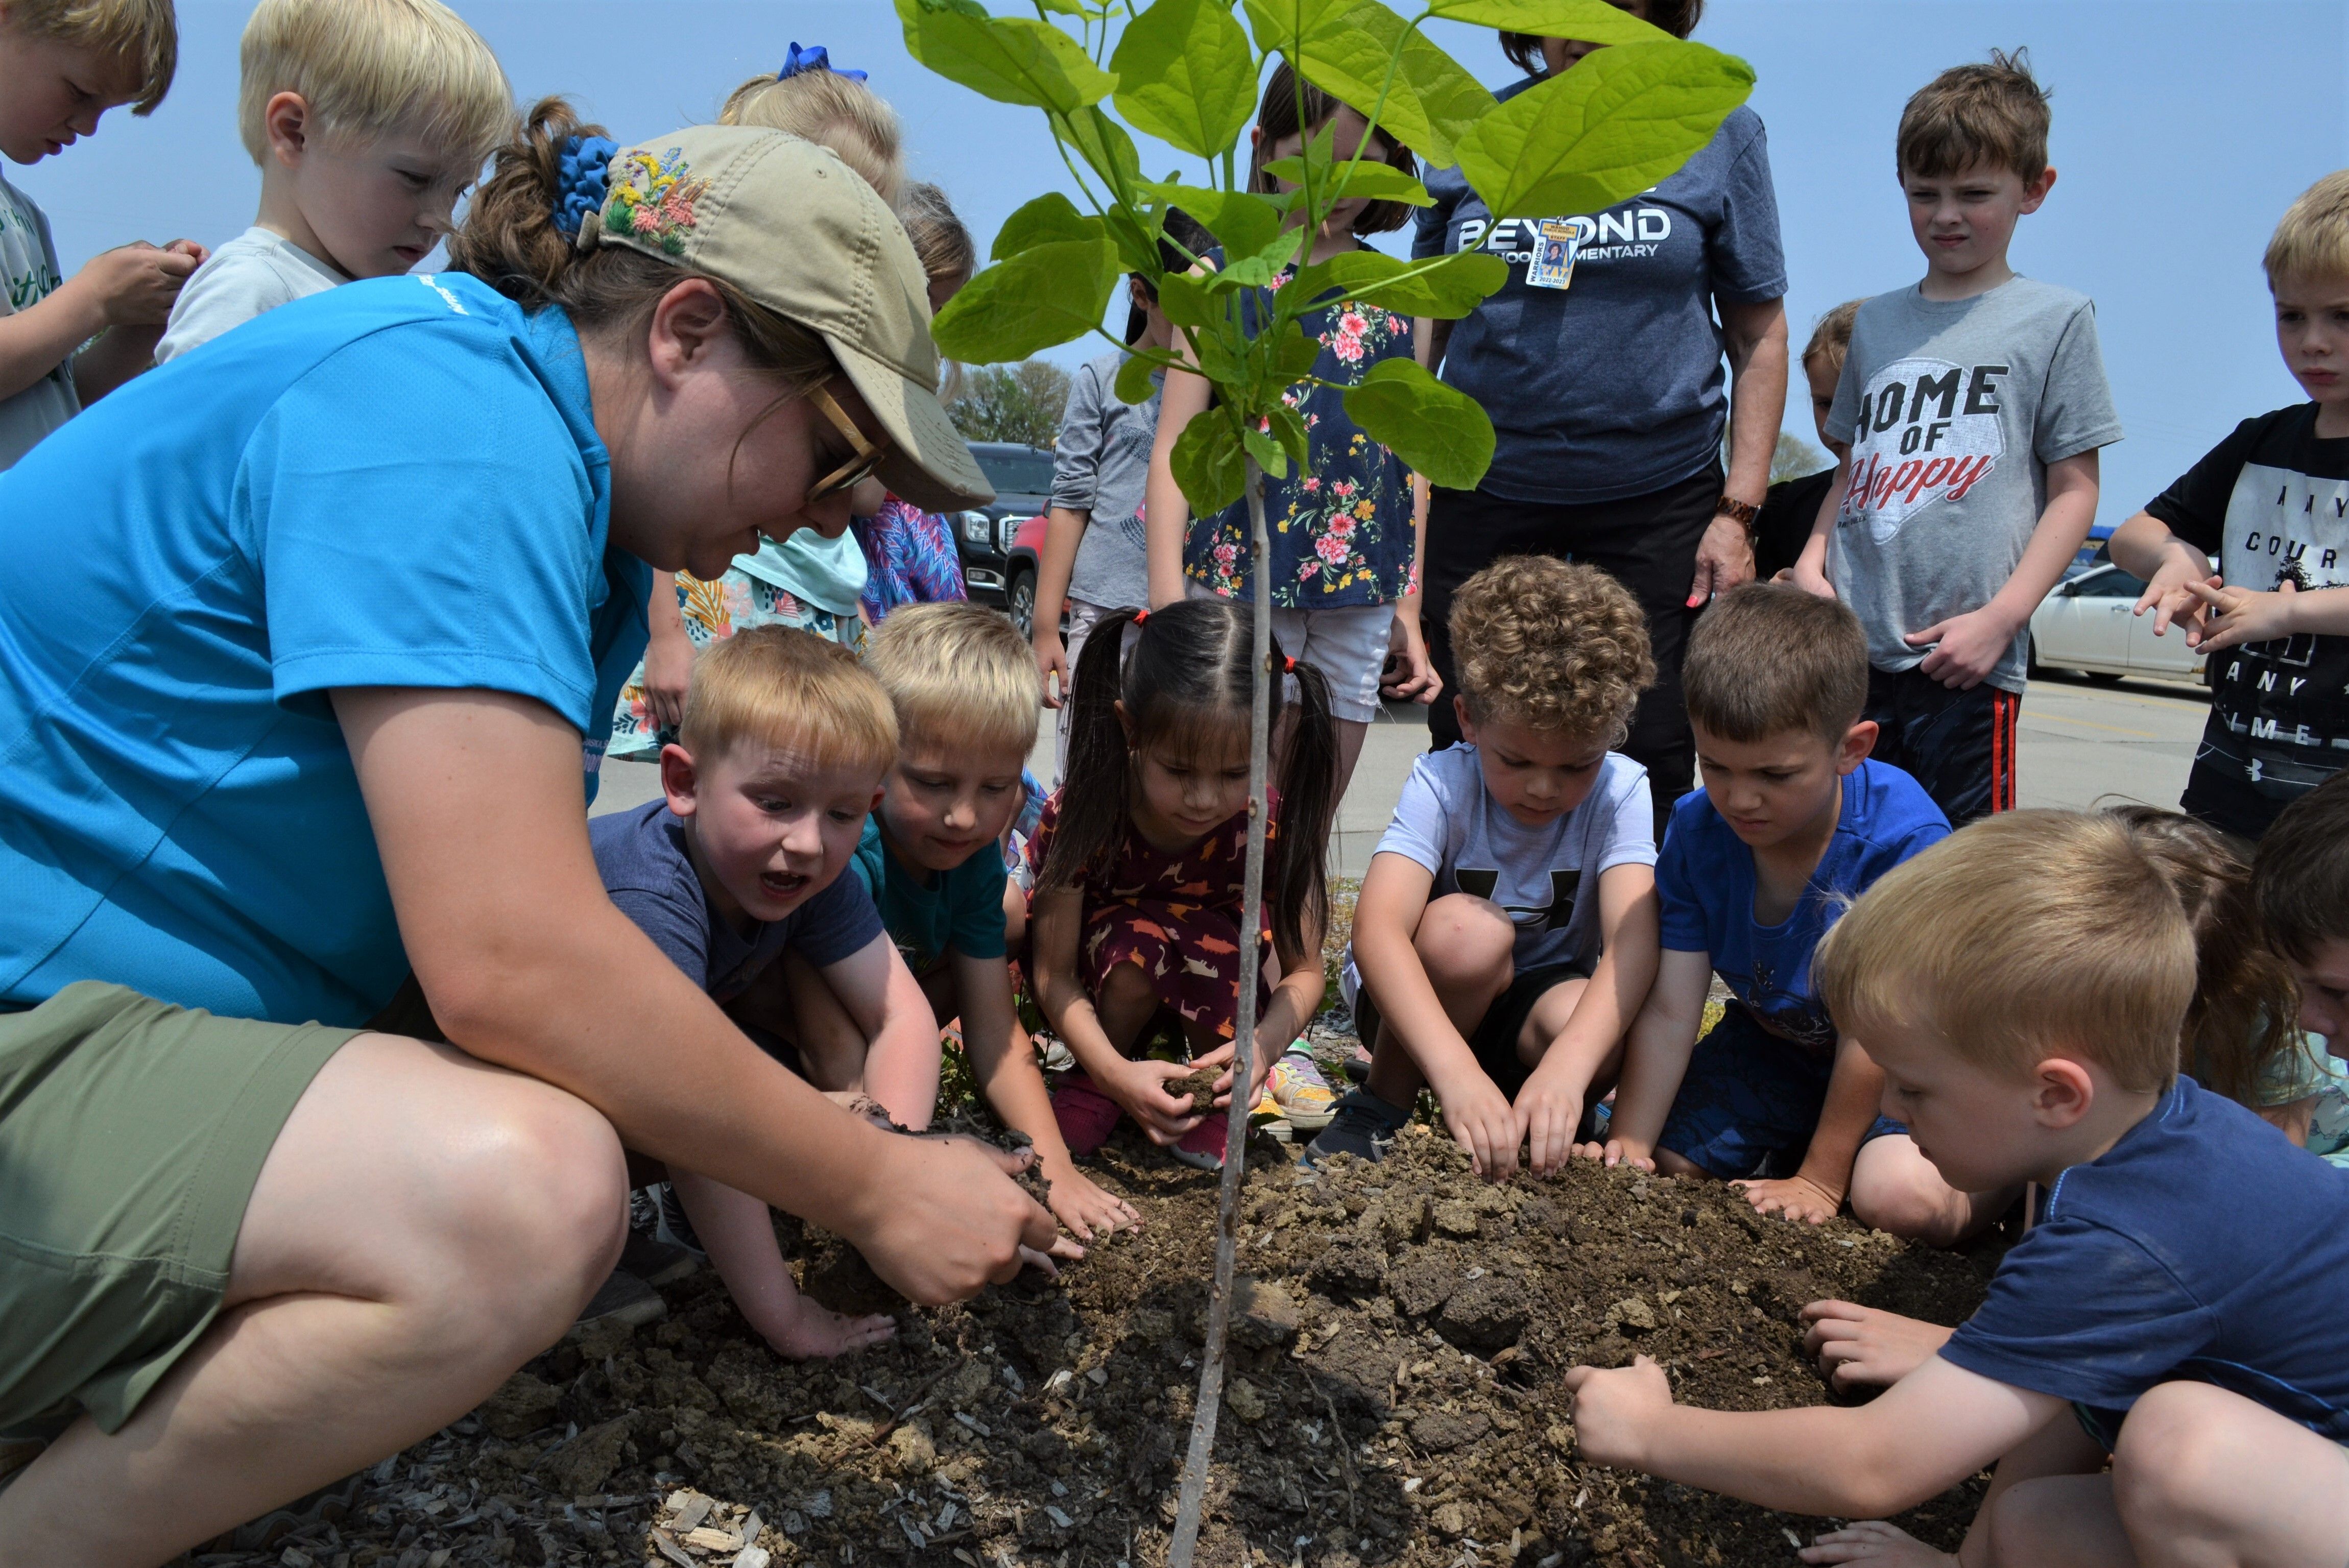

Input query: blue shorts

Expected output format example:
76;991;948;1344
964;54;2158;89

1655;1006;1906;1180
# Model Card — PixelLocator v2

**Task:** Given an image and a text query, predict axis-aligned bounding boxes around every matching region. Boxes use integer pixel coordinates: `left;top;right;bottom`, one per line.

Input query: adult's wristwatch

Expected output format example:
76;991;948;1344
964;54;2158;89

1714;492;1760;529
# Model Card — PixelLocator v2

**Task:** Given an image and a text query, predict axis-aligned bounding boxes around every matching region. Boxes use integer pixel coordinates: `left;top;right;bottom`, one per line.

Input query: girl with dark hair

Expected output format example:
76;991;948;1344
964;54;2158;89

1027;597;1341;1167
1414;0;1788;840
1144;65;1442;800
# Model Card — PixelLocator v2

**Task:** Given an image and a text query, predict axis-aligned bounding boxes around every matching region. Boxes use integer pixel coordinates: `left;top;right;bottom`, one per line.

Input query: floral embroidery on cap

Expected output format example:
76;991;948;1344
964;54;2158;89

602;148;709;256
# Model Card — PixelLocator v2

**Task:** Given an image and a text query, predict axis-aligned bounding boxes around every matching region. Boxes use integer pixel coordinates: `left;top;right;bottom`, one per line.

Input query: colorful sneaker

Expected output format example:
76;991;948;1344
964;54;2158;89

1051;1070;1124;1157
1267;1049;1337;1130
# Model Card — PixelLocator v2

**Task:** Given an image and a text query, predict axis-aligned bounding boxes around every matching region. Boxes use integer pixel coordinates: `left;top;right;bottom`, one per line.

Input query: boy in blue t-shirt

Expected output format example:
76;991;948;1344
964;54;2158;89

1567;812;2349;1566
1597;586;1996;1244
591;626;935;1360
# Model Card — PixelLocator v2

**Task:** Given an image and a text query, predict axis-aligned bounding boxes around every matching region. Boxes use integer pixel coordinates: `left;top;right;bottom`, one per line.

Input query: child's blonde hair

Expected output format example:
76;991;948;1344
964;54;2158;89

718;66;904;204
1802;299;1862;381
899;181;976;301
678;624;898;779
865;602;1038;759
6;0;175;114
236;0;511;167
1815;811;2196;1094
2265;170;2349;287
1450;557;1655;742
1896;47;2050;183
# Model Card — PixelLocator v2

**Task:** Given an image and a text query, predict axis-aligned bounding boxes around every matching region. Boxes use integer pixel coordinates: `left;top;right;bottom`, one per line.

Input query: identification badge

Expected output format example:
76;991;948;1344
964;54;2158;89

1525;219;1581;290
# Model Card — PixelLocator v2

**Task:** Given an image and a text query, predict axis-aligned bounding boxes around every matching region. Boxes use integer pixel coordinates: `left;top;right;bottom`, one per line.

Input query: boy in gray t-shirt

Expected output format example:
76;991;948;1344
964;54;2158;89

1794;52;2122;824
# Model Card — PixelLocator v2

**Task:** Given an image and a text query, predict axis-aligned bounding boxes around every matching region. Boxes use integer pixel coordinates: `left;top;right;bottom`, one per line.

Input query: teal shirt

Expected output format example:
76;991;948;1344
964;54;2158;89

851;818;1009;974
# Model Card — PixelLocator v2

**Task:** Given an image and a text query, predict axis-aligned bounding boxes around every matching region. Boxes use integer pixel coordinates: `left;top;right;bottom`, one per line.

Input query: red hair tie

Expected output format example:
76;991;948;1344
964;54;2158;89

1282;654;1297;673
1133;610;1149;625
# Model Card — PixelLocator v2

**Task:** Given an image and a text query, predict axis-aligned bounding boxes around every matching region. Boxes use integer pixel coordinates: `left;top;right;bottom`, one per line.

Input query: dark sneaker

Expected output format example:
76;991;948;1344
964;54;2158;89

621;1226;698;1287
655;1181;706;1258
1303;1088;1412;1167
577;1268;667;1331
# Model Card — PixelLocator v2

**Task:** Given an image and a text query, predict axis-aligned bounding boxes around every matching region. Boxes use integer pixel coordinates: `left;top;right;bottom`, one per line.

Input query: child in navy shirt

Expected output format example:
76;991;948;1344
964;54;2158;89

1597;586;1994;1243
1568;812;2349;1568
591;626;939;1360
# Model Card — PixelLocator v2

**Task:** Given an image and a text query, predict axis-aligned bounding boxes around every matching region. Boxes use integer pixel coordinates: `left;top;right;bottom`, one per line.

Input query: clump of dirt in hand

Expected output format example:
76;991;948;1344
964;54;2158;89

297;1124;1997;1568
1172;1065;1221;1113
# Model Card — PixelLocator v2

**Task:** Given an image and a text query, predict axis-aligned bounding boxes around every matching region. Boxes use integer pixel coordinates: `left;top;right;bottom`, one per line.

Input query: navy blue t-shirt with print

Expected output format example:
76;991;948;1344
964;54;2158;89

1943;1077;2349;1444
1657;759;1948;1050
1415;99;1785;506
591;799;882;1003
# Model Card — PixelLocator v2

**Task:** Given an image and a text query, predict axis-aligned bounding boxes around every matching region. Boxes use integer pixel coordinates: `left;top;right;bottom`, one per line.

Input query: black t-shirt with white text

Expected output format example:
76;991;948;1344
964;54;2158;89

2145;403;2349;839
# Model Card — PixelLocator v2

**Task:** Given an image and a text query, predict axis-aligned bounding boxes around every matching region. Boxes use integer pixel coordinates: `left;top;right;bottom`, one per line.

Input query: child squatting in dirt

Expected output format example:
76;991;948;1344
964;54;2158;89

1563;812;2349;1568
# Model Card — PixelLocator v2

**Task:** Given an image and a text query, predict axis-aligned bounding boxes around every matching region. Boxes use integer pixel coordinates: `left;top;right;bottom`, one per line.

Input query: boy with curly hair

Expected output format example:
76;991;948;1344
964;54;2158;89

1307;557;1661;1178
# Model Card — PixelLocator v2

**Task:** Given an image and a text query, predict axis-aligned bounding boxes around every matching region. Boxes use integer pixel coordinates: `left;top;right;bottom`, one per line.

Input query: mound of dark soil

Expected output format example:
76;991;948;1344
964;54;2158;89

254;1126;1993;1568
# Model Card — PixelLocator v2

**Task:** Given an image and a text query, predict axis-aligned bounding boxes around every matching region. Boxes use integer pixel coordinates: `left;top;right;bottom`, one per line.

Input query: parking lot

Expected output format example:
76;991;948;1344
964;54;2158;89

592;669;2212;874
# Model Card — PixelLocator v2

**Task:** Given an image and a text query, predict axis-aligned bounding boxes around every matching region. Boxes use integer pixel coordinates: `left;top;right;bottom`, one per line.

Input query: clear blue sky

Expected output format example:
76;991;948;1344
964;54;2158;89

18;0;2345;529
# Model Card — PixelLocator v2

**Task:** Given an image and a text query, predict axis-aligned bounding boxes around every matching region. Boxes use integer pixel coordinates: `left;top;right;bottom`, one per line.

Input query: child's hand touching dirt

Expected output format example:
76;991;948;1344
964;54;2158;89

1576;1135;1657;1173
1105;1055;1211;1143
1514;1070;1584;1177
1799;1299;1954;1389
1561;1354;1675;1468
1041;1161;1141;1242
1434;1066;1522;1180
1800;1521;1956;1568
756;1297;899;1362
1734;1174;1844;1226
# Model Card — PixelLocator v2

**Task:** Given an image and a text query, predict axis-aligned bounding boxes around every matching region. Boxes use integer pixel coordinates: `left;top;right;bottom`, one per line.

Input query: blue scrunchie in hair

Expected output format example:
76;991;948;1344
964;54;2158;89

779;40;866;82
553;133;619;237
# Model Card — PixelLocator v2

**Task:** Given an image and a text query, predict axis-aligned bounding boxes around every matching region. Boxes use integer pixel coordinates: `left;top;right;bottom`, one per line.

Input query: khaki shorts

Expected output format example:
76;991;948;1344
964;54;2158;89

0;983;357;1436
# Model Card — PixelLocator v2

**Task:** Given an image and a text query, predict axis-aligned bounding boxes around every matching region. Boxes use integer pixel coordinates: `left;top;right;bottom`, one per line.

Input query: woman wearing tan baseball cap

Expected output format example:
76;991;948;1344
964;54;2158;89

0;97;1043;1563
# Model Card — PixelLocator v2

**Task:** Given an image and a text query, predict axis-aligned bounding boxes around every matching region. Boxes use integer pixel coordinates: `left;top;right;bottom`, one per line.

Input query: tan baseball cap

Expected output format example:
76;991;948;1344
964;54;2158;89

580;125;994;513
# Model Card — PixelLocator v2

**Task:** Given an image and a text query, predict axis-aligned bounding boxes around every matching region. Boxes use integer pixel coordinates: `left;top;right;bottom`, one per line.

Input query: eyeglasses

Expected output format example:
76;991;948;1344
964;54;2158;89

805;383;891;503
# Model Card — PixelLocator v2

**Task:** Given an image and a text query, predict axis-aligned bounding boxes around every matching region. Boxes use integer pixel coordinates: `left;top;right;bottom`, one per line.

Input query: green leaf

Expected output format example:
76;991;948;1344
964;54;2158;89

1265;321;1322;384
1287;248;1506;318
1426;0;1675;46
1240;421;1289;479
1110;0;1257;159
1156;269;1216;328
930;237;1120;362
1264;401;1311;472
1145;183;1285;261
1034;0;1096;14
1453;39;1754;219
991;191;1102;261
914;0;990;14
896;0;1117;115
1244;0;1497;166
1052;104;1144;204
1212;224;1306;288
1343;358;1495;490
1260;154;1432;206
1114;348;1165;404
1171;409;1248;515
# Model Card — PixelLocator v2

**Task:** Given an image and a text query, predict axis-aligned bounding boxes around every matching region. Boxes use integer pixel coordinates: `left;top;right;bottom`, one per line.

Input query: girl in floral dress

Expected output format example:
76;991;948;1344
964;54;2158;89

1143;64;1441;799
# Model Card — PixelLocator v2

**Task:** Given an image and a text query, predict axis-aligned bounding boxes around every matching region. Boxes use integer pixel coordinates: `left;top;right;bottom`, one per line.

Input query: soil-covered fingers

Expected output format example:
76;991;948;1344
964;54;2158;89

1440;1081;1521;1180
1797;1522;1954;1567
765;1306;899;1362
1046;1167;1141;1240
1519;1085;1583;1177
1798;1301;1951;1388
1119;1059;1209;1142
857;1136;1059;1302
1596;1138;1656;1172
1732;1175;1842;1225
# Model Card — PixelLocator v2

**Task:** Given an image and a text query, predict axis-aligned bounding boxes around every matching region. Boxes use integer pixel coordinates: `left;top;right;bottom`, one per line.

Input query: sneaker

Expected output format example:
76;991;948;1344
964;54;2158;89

621;1226;698;1288
655;1182;706;1258
577;1268;668;1331
1302;1088;1412;1167
1050;1070;1124;1157
1170;1108;1230;1171
1267;1050;1336;1130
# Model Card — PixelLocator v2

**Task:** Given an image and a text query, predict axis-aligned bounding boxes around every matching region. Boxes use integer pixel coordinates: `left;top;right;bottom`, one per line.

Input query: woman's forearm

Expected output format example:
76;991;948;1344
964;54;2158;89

1720;298;1790;507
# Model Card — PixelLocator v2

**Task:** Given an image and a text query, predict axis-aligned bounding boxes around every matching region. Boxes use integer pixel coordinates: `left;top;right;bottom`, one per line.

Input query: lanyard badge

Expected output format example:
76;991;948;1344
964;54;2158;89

1524;219;1581;291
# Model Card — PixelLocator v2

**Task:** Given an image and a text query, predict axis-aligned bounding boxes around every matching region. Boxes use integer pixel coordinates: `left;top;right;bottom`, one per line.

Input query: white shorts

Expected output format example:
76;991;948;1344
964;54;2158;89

1186;584;1394;725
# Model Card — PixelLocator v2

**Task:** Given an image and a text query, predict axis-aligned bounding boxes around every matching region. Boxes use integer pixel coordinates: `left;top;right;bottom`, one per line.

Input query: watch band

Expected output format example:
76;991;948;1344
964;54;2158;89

1714;492;1760;528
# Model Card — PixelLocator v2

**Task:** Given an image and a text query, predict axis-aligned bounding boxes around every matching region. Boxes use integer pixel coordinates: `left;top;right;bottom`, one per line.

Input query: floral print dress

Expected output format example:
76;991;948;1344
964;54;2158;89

1184;252;1417;607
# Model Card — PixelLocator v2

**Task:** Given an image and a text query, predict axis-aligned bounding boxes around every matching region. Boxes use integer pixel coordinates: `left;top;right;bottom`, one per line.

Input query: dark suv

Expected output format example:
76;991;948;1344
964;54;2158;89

950;442;1053;611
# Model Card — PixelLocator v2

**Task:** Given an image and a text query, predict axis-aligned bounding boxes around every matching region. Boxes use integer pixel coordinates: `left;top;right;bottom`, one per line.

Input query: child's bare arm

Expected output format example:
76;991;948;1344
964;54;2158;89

2109;511;2219;640
1593;947;1715;1167
1033;506;1088;707
1789;456;1849;597
1566;1354;2063;1518
1143;365;1211;609
669;1166;896;1360
952;948;1139;1240
0;242;191;402
1030;884;1200;1139
819;934;942;1131
1909;449;2100;689
640;572;693;731
1520;863;1660;1176
1738;1033;1884;1224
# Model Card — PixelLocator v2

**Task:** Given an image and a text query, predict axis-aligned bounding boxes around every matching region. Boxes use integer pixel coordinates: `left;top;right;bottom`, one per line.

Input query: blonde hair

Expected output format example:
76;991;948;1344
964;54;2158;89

236;0;511;166
1897;47;2050;183
6;0;175;114
1814;812;2196;1093
1803;298;1862;380
677;624;898;778
2265;170;2349;287
899;181;976;300
1450;557;1655;741
865;602;1038;758
717;67;903;204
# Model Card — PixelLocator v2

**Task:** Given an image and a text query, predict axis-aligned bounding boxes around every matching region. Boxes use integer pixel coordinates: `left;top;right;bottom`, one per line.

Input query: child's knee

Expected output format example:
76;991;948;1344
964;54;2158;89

1415;894;1516;987
2107;1383;2246;1530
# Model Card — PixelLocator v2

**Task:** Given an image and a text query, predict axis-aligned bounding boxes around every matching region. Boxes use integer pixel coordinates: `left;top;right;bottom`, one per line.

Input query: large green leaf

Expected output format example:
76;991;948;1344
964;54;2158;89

1427;0;1675;46
1146;183;1285;260
1052;104;1144;206
1171;409;1248;515
1287;249;1506;318
1453;39;1753;219
1245;0;1496;166
896;0;1117;115
1110;0;1258;159
991;191;1101;261
1210;224;1308;288
1114;347;1167;404
1260;154;1432;206
1344;358;1494;490
930;237;1119;362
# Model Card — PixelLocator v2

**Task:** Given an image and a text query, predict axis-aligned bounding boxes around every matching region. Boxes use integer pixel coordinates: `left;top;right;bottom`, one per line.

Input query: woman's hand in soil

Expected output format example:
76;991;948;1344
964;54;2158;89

1799;1301;1953;1390
1561;1355;1675;1469
1042;1160;1141;1242
1109;1056;1212;1144
1436;1070;1524;1181
1800;1521;1955;1568
1733;1174;1843;1226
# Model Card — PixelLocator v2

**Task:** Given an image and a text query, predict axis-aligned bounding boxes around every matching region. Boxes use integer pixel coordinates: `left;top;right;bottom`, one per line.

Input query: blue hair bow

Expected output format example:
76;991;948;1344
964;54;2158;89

553;133;619;238
779;40;865;82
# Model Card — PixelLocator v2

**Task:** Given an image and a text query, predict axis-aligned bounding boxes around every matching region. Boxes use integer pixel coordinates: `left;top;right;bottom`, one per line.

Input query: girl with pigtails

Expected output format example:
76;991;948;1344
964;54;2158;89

1025;598;1341;1169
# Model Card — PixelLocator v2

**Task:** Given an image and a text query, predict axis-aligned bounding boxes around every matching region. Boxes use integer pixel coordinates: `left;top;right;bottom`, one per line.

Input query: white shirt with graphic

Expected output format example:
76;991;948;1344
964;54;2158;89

0;174;78;469
1826;277;2123;693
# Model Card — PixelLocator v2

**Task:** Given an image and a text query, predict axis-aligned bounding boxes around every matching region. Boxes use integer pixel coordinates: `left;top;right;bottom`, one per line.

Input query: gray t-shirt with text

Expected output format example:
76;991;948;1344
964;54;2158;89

1051;349;1161;611
1827;277;2122;693
0;175;77;468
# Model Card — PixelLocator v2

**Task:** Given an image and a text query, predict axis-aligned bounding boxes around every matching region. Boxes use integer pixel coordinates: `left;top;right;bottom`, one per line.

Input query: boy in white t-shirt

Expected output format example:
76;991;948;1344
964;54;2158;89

1307;558;1662;1179
154;0;510;363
